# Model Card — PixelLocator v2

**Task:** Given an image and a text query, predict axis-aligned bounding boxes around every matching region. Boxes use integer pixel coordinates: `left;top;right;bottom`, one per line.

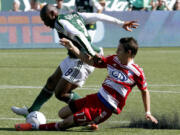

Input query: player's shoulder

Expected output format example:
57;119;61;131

58;12;79;19
55;16;64;29
128;62;144;77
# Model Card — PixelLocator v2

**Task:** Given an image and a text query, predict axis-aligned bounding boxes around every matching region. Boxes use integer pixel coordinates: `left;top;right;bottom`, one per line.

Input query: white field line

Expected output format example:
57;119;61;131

0;85;42;89
0;117;130;124
0;85;180;94
0;117;62;122
0;52;67;55
1;84;180;89
148;84;180;87
0;50;179;55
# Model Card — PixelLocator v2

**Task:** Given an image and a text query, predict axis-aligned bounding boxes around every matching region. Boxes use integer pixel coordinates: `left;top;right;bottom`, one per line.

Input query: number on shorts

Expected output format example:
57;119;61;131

65;68;73;76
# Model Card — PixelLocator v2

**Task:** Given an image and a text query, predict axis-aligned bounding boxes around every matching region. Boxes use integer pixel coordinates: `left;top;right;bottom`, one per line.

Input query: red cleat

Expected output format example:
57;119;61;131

15;123;33;131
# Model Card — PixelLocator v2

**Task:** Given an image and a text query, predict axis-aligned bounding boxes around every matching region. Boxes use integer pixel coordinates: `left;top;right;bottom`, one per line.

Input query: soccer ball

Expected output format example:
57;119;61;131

26;111;46;125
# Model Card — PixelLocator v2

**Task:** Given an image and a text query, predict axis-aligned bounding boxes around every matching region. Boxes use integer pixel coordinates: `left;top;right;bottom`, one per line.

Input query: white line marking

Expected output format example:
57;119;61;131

138;90;180;94
0;85;180;94
0;52;66;55
0;117;60;121
0;117;130;124
0;84;180;89
149;84;180;87
0;117;24;121
0;85;42;89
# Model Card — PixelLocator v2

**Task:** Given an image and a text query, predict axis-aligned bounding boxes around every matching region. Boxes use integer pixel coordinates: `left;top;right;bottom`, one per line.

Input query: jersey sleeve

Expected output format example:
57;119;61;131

136;68;147;91
79;12;124;26
93;55;109;68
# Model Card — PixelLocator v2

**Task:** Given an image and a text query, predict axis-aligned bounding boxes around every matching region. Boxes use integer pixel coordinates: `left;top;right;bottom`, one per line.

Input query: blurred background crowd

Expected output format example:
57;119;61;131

1;0;180;12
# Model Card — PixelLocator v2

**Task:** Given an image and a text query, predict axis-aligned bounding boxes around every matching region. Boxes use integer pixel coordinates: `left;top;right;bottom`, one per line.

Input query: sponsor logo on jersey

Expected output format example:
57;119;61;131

108;65;128;82
111;70;127;81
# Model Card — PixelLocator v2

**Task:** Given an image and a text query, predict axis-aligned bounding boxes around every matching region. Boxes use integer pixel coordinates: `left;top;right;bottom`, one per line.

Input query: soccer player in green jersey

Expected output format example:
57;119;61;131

11;5;139;129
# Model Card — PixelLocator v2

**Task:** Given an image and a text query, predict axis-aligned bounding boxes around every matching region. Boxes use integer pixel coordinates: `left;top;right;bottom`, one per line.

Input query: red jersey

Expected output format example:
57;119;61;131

94;55;147;114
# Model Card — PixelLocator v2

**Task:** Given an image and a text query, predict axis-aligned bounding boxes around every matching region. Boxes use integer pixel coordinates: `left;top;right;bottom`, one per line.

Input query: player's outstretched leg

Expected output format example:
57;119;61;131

11;67;62;116
15;122;65;131
11;85;54;117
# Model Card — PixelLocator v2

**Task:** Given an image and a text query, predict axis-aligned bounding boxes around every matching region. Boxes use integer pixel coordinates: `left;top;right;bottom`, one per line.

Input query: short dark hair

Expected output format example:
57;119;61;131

119;37;138;57
40;4;57;28
40;4;48;22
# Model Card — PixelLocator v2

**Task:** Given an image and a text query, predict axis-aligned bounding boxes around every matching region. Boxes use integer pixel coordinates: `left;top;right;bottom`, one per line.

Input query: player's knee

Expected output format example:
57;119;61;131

58;109;63;118
58;106;72;119
58;107;66;119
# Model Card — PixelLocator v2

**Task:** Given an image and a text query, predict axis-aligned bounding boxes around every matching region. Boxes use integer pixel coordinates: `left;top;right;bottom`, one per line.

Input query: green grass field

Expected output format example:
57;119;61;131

0;47;180;135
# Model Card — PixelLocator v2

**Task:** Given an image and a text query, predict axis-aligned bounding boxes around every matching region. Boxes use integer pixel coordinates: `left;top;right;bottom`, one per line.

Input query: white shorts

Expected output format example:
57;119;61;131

60;57;95;87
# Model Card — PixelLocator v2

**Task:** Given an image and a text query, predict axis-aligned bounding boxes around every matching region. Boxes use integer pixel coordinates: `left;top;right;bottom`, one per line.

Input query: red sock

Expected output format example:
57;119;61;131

39;123;58;131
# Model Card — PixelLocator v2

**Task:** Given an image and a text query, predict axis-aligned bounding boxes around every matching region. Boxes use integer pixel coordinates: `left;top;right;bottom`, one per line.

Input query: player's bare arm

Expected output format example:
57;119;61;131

60;38;94;66
141;89;158;124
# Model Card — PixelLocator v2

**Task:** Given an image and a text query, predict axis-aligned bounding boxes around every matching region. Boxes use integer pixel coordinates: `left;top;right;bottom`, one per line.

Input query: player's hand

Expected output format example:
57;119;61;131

60;38;73;49
122;21;139;32
92;54;103;65
145;114;158;124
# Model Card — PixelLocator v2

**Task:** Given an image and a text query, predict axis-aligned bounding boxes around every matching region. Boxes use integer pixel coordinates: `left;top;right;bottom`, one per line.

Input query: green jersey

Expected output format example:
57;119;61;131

59;12;91;41
55;12;100;58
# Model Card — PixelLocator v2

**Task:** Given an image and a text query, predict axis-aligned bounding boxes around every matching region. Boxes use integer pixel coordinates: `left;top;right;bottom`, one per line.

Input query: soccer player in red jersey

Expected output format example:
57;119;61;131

15;37;158;131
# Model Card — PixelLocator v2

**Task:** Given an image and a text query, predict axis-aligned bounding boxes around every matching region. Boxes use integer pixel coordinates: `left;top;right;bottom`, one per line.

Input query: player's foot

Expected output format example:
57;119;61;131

87;123;98;130
15;123;33;131
11;106;29;117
